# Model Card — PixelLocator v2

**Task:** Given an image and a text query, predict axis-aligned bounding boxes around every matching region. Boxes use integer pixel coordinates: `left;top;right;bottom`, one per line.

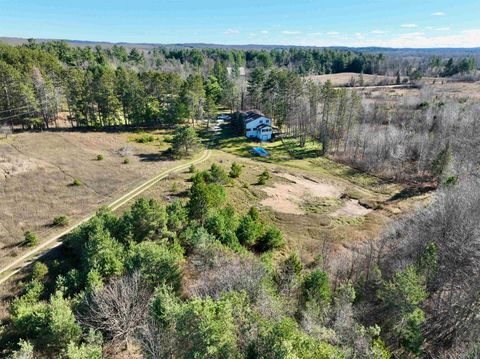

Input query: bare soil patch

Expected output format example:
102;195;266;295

332;199;372;217
260;172;371;217
260;172;343;214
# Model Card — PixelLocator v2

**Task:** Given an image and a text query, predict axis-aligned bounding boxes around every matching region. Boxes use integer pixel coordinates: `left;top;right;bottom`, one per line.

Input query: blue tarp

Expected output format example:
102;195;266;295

252;147;270;157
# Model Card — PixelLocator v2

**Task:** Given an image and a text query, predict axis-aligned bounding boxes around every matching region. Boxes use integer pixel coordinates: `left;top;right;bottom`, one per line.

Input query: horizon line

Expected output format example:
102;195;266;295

1;36;480;51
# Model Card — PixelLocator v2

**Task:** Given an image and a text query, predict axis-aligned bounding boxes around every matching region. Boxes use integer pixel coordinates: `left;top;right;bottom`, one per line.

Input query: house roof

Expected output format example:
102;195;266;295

244;114;263;124
244;111;271;125
256;124;272;130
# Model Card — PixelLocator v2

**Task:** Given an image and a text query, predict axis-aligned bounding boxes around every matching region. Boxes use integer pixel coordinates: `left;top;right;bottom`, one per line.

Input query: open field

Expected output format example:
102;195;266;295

306;72;480;103
305;72;404;86
0;130;181;263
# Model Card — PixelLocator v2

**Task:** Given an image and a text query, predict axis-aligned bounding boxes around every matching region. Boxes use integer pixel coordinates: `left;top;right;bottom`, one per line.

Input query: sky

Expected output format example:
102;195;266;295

1;0;480;48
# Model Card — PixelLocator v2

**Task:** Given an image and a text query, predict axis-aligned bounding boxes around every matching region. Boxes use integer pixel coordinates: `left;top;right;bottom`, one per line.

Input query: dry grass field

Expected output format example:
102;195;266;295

305;72;404;86
0;130;180;264
306;73;480;103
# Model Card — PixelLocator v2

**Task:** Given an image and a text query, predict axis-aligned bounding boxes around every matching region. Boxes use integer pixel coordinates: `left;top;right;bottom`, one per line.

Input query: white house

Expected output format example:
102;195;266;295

243;111;273;141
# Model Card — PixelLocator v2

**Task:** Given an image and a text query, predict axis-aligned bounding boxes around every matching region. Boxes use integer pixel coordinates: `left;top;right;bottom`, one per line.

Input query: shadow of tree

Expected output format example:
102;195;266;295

135;152;171;162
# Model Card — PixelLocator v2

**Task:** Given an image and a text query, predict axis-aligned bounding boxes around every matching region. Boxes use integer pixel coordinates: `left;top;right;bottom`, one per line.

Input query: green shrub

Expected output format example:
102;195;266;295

236;207;264;247
283;252;304;276
31;262;49;281
72;179;82;186
9;340;35;359
123;158;130;164
96;154;104;161
24;231;38;247
256;226;285;252
187;179;226;222
302;269;332;305
127;241;184;290
229;162;242;178
257;169;271;185
44;291;82;350
121;198;168;242
395;308;426;354
171;126;201;158
377;265;427;312
209;163;230;185
134;133;155;143
53;215;69;227
189;164;196;173
65;329;103;359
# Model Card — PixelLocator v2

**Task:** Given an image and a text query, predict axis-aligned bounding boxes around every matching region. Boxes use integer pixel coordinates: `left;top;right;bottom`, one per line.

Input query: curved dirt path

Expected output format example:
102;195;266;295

0;149;211;286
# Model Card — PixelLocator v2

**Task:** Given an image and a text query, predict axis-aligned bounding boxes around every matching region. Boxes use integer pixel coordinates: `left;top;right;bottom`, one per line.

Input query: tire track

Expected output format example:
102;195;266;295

0;149;211;286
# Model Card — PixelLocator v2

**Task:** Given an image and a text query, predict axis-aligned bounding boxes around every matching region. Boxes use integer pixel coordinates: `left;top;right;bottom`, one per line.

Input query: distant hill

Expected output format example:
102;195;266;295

1;36;480;57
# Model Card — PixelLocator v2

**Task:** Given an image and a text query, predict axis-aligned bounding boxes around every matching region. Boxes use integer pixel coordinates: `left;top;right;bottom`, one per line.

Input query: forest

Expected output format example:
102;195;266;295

0;40;479;358
0;40;477;131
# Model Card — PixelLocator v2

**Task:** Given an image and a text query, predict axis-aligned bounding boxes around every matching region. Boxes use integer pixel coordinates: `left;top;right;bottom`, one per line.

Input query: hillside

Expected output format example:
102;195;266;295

2;36;480;57
0;37;479;358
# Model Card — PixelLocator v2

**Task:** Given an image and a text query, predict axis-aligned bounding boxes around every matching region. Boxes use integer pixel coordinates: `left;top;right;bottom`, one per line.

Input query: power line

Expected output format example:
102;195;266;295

0;110;36;122
0;104;33;114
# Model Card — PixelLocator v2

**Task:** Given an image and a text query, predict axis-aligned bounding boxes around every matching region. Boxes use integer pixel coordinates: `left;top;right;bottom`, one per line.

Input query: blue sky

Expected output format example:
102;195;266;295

1;0;479;47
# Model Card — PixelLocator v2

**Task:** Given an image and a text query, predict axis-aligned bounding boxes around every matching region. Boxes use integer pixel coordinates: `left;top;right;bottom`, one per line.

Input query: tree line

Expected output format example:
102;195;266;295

1;41;477;132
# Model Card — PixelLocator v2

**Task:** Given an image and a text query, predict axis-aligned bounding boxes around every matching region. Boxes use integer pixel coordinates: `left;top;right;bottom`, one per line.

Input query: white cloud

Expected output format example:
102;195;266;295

224;28;240;35
285;28;480;48
281;30;301;35
309;32;323;36
401;23;418;28
431;11;445;16
327;31;340;35
371;30;387;34
435;27;451;31
401;31;425;37
260;30;268;34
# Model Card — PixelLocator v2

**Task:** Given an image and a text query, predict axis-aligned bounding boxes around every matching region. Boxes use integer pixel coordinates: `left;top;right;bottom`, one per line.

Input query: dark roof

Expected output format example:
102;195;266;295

256;124;272;129
243;110;270;125
244;113;263;122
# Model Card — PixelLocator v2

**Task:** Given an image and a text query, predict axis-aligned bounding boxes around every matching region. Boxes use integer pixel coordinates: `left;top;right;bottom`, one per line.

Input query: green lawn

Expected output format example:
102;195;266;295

208;125;401;197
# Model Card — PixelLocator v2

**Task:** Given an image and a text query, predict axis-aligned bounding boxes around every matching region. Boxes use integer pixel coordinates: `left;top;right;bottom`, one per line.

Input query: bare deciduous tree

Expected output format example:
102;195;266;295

378;179;480;357
79;272;152;347
186;248;266;301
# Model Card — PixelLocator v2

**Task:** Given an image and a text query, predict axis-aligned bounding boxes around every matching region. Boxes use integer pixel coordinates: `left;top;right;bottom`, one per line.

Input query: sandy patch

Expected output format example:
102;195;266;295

261;172;372;217
332;199;372;217
260;173;344;215
0;153;45;180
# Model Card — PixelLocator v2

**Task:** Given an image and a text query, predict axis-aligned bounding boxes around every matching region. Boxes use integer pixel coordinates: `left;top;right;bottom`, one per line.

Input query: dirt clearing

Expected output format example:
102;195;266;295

260;172;371;217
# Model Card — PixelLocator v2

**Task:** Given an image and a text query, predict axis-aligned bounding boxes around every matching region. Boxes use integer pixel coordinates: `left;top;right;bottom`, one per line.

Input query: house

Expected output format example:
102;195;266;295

243;111;273;141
